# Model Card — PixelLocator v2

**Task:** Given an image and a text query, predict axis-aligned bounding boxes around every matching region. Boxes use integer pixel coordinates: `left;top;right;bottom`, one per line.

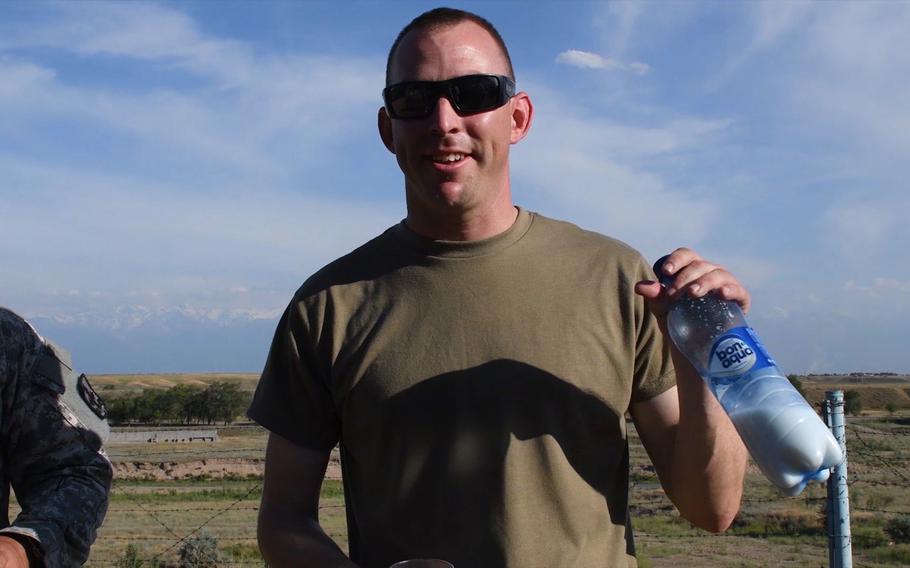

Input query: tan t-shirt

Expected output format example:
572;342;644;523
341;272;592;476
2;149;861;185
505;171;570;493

249;209;675;568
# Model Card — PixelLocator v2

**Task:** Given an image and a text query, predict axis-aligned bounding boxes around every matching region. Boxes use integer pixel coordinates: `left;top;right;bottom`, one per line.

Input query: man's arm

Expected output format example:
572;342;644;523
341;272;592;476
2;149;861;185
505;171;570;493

1;314;112;567
0;536;28;568
631;248;748;532
258;433;357;567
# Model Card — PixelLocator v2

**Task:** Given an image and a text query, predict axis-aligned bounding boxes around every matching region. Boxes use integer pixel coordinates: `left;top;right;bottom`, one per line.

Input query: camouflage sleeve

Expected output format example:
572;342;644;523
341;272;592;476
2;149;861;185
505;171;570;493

0;308;112;568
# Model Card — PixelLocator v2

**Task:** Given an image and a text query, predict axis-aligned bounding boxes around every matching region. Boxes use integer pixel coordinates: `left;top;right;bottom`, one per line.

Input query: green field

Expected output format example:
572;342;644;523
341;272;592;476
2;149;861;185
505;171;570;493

26;374;908;566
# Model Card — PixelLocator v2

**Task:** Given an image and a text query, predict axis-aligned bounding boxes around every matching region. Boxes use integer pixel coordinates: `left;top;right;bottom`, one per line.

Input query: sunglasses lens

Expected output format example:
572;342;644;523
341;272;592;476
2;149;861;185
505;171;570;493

451;75;502;113
386;83;432;119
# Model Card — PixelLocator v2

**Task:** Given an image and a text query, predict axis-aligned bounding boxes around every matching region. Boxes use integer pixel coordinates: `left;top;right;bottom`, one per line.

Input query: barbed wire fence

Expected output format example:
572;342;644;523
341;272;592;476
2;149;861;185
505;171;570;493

86;396;910;567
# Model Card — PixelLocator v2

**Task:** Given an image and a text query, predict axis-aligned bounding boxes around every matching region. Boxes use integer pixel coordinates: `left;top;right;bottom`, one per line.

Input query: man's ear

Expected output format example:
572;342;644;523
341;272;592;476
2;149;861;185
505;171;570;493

509;92;533;144
378;107;396;153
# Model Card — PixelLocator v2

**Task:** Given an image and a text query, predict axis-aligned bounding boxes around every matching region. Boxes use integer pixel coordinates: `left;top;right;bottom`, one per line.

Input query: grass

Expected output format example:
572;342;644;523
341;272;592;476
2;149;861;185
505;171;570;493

864;544;910;565
73;473;344;565
730;511;826;539
45;374;910;566
110;484;263;504
320;479;346;499
223;542;264;562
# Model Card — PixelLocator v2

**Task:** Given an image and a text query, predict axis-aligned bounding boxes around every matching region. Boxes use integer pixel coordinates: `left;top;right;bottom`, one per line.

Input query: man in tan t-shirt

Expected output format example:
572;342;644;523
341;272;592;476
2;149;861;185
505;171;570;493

250;8;749;568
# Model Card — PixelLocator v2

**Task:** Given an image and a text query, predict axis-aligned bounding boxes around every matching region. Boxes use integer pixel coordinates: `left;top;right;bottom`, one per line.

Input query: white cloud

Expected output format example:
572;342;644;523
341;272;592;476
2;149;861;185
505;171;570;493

844;279;910;301
556;50;622;70
592;1;706;64
702;2;815;89
0;58;55;99
749;1;815;51
600;1;647;57
0;2;403;325
0;156;401;310
0;3;384;177
707;3;910;164
795;4;910;159
767;306;789;321
581;3;906;372
823;203;889;248
628;62;651;76
512;81;735;258
821;198;909;264
0;1;252;87
555;49;649;75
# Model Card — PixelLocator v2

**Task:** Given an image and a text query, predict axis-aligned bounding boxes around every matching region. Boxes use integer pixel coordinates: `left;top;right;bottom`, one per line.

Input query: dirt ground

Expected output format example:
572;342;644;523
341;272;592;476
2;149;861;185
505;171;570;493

112;451;343;480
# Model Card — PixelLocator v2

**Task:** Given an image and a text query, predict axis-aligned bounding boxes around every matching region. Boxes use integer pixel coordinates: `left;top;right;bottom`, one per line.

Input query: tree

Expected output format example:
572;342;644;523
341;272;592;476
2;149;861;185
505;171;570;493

171;384;204;423
205;382;248;425
844;390;862;415
104;383;252;425
787;374;806;398
133;390;173;424
106;397;136;425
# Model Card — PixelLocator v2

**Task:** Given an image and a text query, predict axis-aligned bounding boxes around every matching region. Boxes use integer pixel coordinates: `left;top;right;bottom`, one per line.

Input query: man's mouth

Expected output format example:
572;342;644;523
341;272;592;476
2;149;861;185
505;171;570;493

431;153;467;164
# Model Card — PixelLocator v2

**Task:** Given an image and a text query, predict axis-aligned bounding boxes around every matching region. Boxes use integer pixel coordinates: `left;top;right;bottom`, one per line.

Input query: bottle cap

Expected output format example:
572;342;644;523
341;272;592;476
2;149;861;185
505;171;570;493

652;255;675;287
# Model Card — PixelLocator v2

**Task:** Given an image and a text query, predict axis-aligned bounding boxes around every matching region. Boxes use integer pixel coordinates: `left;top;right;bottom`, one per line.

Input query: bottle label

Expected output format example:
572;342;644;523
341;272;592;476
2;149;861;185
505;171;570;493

708;326;776;382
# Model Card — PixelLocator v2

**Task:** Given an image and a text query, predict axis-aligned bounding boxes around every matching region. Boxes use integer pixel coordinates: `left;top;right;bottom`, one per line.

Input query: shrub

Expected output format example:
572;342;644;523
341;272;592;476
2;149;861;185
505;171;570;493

178;530;224;567
115;544;145;568
886;515;910;544
844;390;862;415
852;525;889;549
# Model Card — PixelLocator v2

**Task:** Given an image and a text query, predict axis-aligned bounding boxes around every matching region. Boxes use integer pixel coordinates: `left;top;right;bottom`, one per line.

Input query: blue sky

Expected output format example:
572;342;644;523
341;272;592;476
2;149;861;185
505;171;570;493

1;1;908;374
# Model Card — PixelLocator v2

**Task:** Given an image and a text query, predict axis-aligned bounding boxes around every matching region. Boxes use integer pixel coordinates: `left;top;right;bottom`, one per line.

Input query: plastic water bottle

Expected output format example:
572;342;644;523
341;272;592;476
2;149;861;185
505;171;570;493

654;256;842;496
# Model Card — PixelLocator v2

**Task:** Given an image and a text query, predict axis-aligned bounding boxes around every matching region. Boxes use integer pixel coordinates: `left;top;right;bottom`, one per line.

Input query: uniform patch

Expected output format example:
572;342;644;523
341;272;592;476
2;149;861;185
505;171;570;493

77;374;107;420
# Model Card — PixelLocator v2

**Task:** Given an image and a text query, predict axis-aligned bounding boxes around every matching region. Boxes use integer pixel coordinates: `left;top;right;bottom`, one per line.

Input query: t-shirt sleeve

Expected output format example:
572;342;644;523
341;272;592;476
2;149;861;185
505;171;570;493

247;297;341;451
630;256;676;403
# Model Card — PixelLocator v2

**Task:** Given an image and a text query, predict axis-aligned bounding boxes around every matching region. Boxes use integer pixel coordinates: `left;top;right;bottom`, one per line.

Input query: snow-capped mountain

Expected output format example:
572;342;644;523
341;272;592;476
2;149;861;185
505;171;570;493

30;305;283;374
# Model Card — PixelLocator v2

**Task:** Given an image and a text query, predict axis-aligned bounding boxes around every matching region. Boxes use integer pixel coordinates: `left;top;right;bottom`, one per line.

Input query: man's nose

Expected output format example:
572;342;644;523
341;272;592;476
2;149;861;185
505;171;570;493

428;95;461;134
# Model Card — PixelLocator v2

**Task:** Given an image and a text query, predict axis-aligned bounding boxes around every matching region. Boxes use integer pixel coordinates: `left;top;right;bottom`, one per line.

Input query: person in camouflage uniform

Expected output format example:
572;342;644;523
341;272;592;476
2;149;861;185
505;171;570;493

0;307;112;567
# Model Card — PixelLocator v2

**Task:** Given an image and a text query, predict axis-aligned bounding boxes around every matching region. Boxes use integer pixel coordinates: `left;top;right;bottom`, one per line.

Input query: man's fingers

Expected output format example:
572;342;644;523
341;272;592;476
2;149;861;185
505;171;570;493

655;248;751;313
635;280;663;300
717;283;751;313
665;260;722;296
658;247;700;277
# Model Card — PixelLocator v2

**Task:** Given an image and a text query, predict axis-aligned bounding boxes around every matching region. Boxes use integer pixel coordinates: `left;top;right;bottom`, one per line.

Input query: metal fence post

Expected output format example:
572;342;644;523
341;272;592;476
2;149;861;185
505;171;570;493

824;399;835;566
825;390;852;568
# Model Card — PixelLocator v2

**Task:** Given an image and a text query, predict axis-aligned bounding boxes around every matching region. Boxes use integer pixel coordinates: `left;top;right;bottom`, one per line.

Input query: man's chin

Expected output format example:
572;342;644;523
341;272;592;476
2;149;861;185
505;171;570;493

436;181;471;205
408;180;468;206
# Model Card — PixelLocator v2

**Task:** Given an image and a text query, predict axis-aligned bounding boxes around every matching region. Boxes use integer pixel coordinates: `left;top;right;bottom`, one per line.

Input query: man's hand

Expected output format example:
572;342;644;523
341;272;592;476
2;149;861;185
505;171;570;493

631;247;750;532
0;536;29;568
634;247;751;318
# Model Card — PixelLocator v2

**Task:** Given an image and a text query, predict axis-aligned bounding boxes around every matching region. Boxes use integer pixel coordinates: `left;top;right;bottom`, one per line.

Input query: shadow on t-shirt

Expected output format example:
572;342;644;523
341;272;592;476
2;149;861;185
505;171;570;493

344;359;634;567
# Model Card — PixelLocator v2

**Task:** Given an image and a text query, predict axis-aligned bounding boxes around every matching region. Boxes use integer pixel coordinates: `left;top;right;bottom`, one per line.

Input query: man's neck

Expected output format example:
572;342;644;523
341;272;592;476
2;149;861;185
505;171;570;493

405;203;519;241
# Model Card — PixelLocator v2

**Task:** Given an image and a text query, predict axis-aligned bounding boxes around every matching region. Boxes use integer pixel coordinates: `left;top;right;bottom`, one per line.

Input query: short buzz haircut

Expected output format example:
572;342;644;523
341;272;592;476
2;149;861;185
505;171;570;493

385;7;515;86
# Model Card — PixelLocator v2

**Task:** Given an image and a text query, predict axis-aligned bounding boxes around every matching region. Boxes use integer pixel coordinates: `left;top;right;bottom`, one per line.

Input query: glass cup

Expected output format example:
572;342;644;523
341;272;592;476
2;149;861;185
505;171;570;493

389;560;455;568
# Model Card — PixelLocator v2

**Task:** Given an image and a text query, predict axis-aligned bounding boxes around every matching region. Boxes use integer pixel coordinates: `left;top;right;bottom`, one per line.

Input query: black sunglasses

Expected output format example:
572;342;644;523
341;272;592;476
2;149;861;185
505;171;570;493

383;74;516;119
